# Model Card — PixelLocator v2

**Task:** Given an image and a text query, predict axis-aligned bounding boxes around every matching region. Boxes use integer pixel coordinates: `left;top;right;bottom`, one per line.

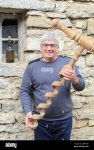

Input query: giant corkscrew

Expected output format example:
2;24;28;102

30;19;94;129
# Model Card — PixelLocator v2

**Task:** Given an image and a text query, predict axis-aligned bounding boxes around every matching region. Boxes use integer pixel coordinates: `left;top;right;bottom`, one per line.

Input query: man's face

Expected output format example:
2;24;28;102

40;40;59;62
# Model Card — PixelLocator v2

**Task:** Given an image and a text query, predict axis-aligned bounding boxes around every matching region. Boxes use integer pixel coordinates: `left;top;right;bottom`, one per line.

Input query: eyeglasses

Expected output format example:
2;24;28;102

41;43;57;48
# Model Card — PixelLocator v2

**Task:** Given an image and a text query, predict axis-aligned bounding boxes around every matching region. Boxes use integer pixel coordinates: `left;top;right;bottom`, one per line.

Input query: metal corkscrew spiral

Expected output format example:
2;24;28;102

30;19;94;129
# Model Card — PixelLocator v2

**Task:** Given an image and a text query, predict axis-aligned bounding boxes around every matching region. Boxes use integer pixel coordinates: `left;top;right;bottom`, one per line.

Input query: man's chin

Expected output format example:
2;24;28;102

45;55;53;59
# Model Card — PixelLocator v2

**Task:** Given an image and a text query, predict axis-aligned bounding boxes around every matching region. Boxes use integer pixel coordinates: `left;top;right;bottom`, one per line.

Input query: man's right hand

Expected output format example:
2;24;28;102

25;112;33;128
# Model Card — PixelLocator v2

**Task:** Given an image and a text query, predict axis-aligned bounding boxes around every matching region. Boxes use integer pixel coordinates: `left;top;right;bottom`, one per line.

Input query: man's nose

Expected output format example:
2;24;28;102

47;45;52;48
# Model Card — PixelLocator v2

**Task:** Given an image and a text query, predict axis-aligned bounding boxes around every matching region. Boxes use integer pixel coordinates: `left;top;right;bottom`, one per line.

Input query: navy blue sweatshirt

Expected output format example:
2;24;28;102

20;56;85;121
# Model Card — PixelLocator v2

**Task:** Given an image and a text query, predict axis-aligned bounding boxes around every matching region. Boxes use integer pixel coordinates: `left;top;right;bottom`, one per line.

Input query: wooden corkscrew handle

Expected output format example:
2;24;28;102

51;19;94;52
30;19;94;129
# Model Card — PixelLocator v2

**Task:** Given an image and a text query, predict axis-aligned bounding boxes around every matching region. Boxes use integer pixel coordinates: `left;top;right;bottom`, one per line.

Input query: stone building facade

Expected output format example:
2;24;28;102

0;0;94;140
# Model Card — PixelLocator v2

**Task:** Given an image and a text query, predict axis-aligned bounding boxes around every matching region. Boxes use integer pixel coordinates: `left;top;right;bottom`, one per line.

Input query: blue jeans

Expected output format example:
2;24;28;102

34;116;72;140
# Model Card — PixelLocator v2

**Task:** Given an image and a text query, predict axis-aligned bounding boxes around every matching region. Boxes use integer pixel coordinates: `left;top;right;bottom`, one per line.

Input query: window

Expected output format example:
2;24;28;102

2;19;18;62
0;13;25;63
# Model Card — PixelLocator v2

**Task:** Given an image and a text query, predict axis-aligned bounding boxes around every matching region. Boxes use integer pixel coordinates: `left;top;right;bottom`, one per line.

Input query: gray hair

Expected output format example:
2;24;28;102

40;32;59;48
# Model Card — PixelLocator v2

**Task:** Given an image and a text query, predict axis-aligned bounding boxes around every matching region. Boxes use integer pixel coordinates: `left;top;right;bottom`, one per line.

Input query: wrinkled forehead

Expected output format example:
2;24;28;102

42;40;56;44
41;39;59;48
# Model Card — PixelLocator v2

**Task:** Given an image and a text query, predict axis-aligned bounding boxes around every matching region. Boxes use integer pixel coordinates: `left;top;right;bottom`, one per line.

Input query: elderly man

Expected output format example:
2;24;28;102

20;32;85;140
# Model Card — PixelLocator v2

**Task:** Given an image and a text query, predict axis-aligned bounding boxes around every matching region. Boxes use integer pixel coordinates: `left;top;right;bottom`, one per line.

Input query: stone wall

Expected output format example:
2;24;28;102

0;0;94;140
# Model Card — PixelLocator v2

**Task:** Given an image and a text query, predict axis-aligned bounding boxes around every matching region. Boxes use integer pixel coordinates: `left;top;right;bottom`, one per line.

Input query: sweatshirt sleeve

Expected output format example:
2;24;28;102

20;64;33;114
72;65;85;91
